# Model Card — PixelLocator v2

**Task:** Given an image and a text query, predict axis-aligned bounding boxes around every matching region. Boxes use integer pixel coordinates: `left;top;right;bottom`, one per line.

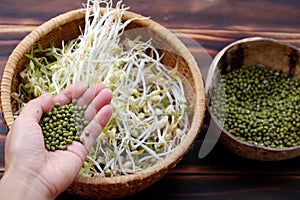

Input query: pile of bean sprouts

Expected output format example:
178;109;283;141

13;0;189;177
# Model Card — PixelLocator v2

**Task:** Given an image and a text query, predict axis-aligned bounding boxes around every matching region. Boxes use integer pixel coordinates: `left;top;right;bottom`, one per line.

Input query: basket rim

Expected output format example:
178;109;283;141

0;8;206;184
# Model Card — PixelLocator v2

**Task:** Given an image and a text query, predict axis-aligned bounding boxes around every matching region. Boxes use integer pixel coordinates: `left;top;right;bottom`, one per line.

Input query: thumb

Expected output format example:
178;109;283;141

5;93;54;160
19;93;54;123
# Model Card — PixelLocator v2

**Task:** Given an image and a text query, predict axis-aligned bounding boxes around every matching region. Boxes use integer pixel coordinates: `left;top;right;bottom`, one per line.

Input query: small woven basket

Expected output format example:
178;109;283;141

206;37;300;161
1;9;205;199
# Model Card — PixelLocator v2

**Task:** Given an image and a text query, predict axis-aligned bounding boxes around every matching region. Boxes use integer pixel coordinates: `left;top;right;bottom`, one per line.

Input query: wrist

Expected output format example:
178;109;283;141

0;167;54;200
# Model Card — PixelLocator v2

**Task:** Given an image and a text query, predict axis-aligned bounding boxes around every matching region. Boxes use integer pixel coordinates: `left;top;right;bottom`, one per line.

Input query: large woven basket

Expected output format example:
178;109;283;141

1;8;205;199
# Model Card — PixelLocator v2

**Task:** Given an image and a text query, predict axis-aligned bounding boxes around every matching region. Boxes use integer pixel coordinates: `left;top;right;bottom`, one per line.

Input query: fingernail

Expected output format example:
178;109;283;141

41;92;50;97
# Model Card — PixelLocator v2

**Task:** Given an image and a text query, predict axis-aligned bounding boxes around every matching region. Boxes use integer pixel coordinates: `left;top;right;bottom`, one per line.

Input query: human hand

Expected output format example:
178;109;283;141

0;82;112;200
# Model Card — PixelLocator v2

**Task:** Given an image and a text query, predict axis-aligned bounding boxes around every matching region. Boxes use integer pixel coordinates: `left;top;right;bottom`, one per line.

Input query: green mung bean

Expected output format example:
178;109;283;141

210;65;300;148
40;99;89;151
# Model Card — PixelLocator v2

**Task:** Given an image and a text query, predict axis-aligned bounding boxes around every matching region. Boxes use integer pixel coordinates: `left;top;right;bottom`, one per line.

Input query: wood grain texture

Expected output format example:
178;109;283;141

58;174;300;200
0;0;300;199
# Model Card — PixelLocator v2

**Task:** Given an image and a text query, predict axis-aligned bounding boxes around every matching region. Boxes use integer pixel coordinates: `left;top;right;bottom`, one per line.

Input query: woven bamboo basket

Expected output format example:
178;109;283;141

0;8;205;199
206;37;300;161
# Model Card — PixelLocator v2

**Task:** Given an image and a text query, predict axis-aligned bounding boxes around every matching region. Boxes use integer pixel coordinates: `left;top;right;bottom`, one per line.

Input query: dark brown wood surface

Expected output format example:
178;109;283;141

1;0;300;199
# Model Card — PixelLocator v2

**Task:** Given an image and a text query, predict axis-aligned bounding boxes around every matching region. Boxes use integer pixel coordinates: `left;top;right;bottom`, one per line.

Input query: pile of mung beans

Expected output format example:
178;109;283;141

210;65;300;148
40;99;89;151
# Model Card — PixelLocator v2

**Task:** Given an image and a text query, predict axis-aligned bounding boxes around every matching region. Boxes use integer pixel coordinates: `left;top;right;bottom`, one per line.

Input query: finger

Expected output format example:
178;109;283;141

19;93;54;122
54;82;88;105
84;88;113;121
75;83;107;106
81;105;113;151
63;141;88;164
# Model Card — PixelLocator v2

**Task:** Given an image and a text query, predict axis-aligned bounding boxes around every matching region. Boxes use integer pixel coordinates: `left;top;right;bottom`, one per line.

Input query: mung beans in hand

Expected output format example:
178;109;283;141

40;99;89;151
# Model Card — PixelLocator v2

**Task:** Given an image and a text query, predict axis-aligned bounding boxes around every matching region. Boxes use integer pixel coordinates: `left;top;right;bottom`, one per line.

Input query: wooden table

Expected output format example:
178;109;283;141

1;0;300;199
